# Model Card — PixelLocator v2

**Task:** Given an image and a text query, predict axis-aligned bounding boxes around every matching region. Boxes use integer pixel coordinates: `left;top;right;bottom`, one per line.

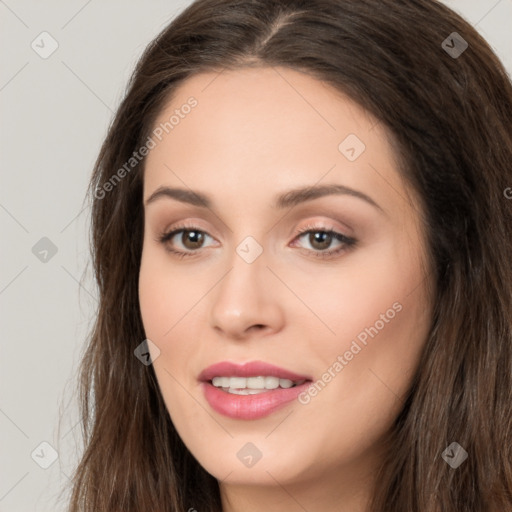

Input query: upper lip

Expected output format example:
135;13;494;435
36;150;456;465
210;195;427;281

198;360;313;382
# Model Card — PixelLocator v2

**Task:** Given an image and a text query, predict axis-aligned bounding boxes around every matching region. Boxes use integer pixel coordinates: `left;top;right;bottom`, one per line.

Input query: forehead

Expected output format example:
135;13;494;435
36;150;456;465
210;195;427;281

148;65;380;159
143;66;406;215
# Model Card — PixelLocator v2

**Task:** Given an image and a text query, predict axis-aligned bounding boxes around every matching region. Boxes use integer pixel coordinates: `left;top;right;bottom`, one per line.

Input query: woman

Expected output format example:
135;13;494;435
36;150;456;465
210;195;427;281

67;0;512;510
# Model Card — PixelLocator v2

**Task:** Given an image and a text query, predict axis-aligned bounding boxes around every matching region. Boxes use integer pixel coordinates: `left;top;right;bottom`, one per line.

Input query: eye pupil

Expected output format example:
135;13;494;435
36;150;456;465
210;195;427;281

182;230;204;249
310;231;332;250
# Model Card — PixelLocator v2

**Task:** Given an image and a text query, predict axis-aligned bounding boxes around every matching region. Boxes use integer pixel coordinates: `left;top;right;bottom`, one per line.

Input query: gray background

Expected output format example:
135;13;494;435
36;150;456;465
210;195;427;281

1;1;511;510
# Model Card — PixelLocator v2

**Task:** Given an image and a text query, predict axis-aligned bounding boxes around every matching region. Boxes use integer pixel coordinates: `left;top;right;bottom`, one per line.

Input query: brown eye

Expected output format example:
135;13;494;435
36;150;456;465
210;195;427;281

292;227;357;260
308;231;333;251
180;230;205;250
158;226;215;256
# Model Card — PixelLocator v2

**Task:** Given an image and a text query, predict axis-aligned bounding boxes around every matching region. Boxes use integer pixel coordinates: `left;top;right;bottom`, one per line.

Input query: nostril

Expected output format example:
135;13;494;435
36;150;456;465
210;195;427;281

248;324;266;332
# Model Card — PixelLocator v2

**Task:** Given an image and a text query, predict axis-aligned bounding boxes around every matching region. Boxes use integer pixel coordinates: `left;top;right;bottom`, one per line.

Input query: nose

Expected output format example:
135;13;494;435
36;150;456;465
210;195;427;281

208;248;285;340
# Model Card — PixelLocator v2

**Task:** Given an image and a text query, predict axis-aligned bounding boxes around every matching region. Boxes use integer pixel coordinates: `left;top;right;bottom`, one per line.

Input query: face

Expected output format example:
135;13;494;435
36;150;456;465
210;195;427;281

139;66;433;507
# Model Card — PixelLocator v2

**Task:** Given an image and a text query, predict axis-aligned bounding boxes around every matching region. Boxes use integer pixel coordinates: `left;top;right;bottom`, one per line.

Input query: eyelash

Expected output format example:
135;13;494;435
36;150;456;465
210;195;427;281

156;222;357;260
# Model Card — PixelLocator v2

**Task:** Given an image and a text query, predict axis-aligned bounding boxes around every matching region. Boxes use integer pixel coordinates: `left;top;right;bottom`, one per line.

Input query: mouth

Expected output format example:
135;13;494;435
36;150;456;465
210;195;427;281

198;360;313;419
208;376;308;395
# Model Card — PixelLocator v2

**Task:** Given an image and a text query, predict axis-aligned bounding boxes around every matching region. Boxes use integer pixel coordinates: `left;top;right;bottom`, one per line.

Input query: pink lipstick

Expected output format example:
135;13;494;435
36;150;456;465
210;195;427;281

199;360;313;420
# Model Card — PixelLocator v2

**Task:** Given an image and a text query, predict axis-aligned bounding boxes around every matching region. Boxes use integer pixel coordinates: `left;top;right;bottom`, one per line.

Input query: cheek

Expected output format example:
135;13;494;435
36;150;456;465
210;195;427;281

287;236;430;409
138;247;214;392
138;245;205;336
138;255;205;428
279;238;427;351
286;276;429;468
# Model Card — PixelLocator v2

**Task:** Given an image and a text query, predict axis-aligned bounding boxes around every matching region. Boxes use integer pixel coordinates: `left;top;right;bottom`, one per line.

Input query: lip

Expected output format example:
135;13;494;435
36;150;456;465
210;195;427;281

199;360;313;420
198;360;313;382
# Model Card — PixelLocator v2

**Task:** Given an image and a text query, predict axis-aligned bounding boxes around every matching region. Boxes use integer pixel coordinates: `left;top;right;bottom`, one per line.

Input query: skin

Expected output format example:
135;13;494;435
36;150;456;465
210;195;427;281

138;66;433;512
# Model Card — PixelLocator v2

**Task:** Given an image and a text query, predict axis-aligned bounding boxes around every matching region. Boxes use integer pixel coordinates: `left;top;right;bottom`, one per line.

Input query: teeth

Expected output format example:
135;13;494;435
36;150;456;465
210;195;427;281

263;376;280;389
211;376;306;391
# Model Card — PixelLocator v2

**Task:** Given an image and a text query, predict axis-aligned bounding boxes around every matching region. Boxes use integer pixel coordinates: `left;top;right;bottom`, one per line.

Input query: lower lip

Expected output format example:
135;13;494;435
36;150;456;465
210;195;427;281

201;381;311;420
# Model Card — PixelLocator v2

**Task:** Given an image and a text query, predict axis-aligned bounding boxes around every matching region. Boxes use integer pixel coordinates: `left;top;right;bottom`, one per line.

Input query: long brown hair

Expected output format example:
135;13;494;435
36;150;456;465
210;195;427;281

66;0;512;510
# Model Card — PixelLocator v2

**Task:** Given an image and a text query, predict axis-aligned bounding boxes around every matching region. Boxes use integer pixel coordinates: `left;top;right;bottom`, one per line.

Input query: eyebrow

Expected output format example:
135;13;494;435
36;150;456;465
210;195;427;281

144;184;383;212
